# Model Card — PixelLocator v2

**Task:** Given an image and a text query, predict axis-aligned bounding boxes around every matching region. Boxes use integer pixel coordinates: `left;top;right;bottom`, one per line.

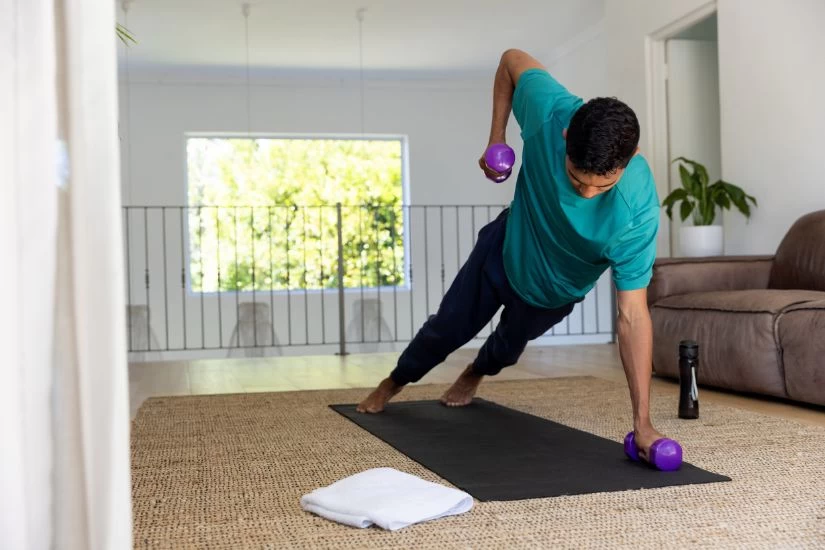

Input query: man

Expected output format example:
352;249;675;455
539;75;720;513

357;49;668;463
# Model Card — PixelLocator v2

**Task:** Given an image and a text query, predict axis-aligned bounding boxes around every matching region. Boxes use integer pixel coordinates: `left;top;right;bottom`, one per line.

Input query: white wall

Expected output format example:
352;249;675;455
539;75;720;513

119;34;612;361
603;0;712;256
605;0;825;256
119;74;520;208
545;22;608;103
119;45;607;209
717;0;825;254
603;0;712;156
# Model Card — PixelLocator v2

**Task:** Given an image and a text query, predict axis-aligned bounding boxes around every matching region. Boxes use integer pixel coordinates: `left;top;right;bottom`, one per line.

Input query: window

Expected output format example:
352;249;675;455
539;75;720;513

186;136;406;293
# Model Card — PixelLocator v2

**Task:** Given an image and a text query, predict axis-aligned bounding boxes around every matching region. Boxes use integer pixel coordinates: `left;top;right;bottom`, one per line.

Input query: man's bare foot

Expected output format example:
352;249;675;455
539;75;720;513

356;377;403;413
440;364;484;407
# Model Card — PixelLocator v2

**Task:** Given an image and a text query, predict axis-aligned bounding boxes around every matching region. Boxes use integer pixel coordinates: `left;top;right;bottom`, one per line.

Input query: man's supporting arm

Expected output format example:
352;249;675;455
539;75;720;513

616;288;665;460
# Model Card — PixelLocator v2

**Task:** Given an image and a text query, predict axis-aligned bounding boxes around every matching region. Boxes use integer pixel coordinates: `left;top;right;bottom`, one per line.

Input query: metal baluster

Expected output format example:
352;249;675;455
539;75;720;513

336;203;347;355
303;206;309;345
198;207;205;349
408;205;414;339
268;206;274;348
487;205;494;336
469;207;476;338
179;206;188;350
216;207;223;348
251;207;257;347
471;206;477;247
439;206;445;298
175;206;186;349
319;205;326;344
594;278;600;335
424;207;430;317
359;205;365;343
124;208;132;351
143;207;151;351
161;208;169;350
455;205;460;274
234;206;240;349
390;205;398;342
286;206;292;346
375;205;381;343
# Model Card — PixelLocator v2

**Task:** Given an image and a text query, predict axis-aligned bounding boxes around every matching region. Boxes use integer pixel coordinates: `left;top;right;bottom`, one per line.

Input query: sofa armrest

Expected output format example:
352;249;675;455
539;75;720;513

647;255;774;305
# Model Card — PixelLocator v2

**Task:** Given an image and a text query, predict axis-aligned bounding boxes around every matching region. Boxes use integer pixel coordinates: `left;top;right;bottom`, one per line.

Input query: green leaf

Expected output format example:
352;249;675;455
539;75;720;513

707;182;727;208
719;181;751;217
678;164;697;196
661;188;687;220
116;23;137;45
692;173;704;197
673;157;709;189
680;200;694;222
662;188;687;206
715;192;731;210
736;198;751;217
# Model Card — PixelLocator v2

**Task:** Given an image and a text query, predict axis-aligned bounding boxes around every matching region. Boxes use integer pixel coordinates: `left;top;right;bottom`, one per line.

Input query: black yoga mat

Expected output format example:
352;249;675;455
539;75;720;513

330;398;730;501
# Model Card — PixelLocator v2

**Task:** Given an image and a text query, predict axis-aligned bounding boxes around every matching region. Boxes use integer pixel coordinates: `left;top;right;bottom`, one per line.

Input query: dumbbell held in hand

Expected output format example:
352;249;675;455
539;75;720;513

483;143;516;183
624;431;683;471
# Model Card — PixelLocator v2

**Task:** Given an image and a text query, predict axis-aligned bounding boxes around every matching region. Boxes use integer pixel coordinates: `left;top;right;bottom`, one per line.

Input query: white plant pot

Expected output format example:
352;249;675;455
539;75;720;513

680;225;723;257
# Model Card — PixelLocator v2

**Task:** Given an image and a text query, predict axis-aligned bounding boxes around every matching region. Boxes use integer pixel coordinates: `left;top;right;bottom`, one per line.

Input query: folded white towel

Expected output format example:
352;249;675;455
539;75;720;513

300;467;474;531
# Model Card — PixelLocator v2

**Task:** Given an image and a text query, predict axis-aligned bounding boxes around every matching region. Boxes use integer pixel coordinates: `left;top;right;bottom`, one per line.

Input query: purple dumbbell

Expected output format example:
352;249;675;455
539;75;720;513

484;143;516;183
624;431;683;471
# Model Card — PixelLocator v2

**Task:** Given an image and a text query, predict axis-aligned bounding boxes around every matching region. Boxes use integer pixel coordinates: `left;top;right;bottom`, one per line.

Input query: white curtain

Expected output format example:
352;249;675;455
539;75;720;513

0;1;58;547
0;0;132;548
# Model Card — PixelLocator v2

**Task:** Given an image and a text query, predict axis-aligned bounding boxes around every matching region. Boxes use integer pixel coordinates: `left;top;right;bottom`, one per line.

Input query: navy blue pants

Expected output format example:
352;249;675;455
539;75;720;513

390;209;575;385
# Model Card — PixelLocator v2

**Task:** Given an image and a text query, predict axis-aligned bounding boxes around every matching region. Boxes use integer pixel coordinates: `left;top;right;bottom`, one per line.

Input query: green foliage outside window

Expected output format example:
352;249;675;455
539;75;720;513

187;138;405;292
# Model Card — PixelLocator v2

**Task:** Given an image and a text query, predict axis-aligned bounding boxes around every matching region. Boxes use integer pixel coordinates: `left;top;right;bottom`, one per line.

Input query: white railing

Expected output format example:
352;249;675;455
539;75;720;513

123;204;617;360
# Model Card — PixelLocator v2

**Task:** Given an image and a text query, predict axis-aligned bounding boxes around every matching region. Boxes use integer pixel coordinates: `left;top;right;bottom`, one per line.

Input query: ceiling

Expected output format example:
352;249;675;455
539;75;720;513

116;0;605;78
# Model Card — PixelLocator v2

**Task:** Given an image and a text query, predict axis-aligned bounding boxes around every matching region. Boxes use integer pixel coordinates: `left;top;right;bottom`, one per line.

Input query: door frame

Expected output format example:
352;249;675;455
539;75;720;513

644;1;717;257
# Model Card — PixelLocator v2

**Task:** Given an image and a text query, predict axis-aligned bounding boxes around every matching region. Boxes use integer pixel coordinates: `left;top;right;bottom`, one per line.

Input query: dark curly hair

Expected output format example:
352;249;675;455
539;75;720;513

565;97;640;176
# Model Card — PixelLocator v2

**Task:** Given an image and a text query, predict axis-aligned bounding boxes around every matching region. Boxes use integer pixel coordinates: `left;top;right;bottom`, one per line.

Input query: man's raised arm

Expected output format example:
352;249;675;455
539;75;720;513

488;49;545;145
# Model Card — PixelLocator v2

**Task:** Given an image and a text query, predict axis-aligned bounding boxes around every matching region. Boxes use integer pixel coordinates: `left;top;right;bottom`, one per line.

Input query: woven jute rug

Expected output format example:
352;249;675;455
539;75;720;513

131;376;825;549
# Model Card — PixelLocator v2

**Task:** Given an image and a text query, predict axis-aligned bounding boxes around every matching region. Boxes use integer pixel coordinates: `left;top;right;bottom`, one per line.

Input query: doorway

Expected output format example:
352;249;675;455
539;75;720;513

647;4;721;257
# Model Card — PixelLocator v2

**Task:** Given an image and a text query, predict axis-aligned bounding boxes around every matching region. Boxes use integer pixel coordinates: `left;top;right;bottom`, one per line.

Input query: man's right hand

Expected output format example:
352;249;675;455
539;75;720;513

478;147;507;180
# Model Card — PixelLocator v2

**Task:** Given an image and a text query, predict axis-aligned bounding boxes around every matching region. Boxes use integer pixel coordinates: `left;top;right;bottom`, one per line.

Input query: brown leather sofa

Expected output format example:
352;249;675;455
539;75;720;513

647;210;825;407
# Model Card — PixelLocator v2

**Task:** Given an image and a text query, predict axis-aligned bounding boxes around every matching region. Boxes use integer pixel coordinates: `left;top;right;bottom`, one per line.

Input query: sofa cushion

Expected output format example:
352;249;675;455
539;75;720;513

777;299;825;406
769;209;825;292
650;290;825;398
653;289;825;314
647;256;773;305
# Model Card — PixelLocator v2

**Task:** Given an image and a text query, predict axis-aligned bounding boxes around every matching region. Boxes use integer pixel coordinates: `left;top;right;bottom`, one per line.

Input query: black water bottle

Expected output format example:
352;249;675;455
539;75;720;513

678;340;700;419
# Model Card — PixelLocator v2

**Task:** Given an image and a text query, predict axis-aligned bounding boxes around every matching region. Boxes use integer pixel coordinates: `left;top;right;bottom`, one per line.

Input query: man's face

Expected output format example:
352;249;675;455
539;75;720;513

562;128;632;199
564;156;621;199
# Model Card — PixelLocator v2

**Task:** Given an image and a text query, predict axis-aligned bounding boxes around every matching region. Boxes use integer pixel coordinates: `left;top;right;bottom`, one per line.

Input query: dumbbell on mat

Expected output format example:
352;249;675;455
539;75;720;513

624;431;683;471
483;144;516;183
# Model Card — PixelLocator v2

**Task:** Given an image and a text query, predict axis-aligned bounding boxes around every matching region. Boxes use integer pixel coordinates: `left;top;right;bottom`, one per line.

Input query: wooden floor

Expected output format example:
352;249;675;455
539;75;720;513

129;344;825;427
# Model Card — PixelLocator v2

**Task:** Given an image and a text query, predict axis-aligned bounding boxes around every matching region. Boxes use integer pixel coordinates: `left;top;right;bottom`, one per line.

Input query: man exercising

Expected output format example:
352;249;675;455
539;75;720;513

357;49;668;462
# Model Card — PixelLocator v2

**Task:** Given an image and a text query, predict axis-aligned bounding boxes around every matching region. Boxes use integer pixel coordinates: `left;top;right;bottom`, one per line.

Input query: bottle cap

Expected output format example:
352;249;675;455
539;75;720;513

679;340;699;358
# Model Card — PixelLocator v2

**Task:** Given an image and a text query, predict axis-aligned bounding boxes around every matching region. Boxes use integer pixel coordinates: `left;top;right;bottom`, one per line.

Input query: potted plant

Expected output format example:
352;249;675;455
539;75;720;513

662;157;757;257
